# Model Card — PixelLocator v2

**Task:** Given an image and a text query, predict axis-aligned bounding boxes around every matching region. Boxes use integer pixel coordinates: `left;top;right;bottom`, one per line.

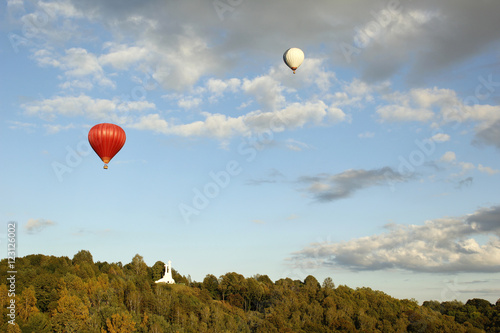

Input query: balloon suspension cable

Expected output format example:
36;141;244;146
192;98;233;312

103;164;108;169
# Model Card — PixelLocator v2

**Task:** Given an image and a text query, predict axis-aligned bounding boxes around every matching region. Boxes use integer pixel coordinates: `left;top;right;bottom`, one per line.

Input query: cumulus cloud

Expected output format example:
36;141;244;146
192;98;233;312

22;94;155;123
431;133;450;142
25;218;56;234
33;48;115;88
478;164;500;175
377;105;434;122
290;204;500;273
131;100;345;139
439;151;498;178
14;0;500;90
99;44;150;70
13;0;500;148
298;167;412;202
242;75;286;112
440;151;456;163
376;87;500;130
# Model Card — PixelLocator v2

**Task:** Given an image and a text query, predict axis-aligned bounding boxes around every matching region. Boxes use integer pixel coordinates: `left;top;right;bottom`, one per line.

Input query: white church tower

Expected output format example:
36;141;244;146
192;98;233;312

155;260;175;284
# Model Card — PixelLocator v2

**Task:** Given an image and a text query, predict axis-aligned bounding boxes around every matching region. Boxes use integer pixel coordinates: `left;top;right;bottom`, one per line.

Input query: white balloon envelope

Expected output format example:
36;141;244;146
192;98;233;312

283;48;304;74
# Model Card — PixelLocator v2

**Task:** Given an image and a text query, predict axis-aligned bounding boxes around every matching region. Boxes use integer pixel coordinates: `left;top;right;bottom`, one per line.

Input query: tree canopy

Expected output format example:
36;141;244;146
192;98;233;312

1;251;498;332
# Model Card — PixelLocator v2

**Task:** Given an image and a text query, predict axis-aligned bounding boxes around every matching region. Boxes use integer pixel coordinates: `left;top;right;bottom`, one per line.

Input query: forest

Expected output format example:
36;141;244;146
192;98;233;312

1;250;499;332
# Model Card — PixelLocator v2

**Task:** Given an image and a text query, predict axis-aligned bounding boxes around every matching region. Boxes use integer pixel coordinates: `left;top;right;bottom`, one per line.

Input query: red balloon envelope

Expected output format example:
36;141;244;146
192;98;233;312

88;123;126;169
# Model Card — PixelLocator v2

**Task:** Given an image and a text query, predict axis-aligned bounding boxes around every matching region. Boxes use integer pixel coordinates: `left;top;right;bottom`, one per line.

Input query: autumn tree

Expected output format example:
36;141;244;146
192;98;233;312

17;285;39;322
104;312;137;333
72;250;94;265
129;254;149;276
51;292;90;332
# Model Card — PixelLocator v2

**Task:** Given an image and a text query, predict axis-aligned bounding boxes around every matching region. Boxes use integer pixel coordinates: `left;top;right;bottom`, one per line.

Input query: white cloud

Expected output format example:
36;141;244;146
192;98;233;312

440;151;456;163
22;94;154;123
177;97;202;109
44;123;75;134
149;28;223;91
291;205;500;273
327;106;346;123
25;218;56;234
358;131;375;139
7;0;23;8
33;48;114;88
39;1;84;18
126;99;345;140
458;162;475;174
431;133;450;142
242;75;285;112
130;114;168;133
8;121;37;132
377;104;434;122
99;44;150;70
478;164;500;175
207;78;241;95
286;139;311;152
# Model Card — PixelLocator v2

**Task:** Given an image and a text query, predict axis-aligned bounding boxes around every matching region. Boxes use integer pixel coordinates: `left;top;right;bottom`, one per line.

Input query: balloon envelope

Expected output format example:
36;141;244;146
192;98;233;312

88;123;126;169
283;48;304;74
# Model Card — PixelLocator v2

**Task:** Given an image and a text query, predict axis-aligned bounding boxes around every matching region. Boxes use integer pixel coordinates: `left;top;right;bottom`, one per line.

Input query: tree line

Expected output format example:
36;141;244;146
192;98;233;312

1;250;499;332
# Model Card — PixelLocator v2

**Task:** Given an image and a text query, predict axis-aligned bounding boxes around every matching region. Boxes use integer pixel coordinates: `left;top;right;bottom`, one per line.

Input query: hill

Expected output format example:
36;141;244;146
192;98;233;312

1;250;499;332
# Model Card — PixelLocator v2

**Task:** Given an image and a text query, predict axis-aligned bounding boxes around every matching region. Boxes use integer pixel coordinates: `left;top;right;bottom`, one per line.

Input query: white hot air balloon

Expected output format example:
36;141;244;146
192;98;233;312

283;47;304;74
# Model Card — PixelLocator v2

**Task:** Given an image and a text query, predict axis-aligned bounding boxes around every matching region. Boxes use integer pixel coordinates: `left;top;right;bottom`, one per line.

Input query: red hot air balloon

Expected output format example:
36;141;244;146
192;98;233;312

88;123;126;169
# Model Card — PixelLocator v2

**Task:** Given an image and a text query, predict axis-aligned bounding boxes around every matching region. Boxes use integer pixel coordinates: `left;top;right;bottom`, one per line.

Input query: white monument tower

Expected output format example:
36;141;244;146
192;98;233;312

155;260;175;284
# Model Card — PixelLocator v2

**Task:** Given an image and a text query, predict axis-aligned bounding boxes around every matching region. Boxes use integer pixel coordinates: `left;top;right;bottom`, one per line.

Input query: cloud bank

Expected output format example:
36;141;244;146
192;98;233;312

290;205;500;273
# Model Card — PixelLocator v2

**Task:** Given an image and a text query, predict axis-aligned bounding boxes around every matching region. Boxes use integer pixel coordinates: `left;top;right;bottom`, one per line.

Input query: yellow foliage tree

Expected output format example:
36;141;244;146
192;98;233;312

6;322;22;333
18;285;39;322
104;312;136;333
51;293;90;333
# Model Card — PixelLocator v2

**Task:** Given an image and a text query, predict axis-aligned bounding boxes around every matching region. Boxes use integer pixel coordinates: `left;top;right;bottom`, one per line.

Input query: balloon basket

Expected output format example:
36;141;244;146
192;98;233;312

103;164;108;169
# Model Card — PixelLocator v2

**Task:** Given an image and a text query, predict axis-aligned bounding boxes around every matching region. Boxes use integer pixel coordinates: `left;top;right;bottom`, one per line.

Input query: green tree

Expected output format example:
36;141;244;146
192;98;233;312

219;272;246;303
22;312;52;333
130;254;148;276
51;293;90;333
202;274;219;299
72;250;94;265
151;261;165;281
33;273;59;312
322;277;335;290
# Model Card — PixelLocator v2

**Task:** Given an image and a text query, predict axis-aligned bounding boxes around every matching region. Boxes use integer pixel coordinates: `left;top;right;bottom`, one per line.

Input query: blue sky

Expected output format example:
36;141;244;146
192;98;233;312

1;0;500;304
